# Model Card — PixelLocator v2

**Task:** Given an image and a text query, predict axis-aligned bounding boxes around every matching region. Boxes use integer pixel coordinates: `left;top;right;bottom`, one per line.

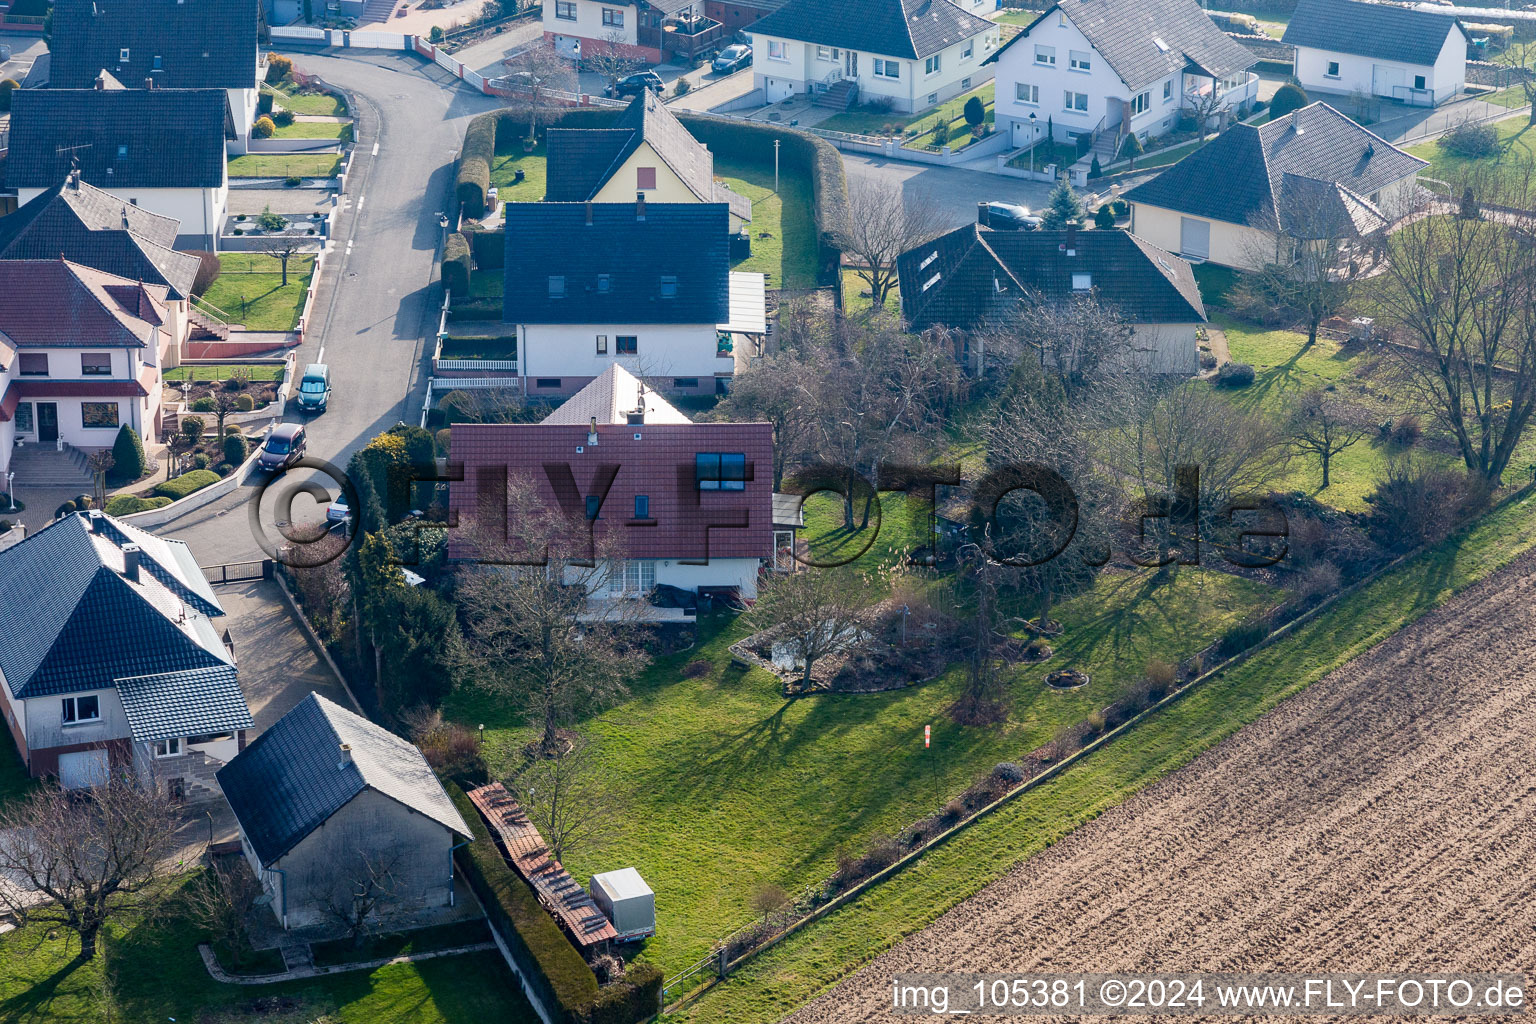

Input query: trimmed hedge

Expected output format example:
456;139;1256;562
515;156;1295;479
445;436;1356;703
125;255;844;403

447;782;600;1018
104;495;174;516
456;112;498;220
465;226;506;270
153;469;221;501
443;233;473;297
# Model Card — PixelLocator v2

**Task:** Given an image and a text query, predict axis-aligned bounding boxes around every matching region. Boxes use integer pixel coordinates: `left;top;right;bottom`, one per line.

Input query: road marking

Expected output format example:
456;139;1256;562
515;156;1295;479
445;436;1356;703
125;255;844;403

358;195;366;211
372;142;379;156
317;346;326;363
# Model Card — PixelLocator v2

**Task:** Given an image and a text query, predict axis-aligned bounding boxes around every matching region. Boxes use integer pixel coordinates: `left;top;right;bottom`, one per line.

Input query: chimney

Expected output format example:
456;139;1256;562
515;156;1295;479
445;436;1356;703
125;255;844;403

88;509;107;533
94;76;105;90
68;165;82;190
1291;109;1304;135
636;192;646;221
338;742;353;769
584;200;593;226
144;77;154;90
977;201;990;228
122;543;141;582
588;416;600;446
1064;220;1078;255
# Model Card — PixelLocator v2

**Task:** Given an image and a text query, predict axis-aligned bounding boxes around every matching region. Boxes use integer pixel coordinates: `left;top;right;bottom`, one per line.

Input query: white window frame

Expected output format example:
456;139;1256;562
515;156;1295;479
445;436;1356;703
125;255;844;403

1068;49;1091;72
1015;82;1039;105
1163;79;1173;101
608;559;657;596
925;54;941;76
1131;91;1151;115
816;45;839;61
767;39;786;61
61;695;102;726
1071;272;1092;291
961;39;973;59
1064;90;1088;113
554;0;576;19
119;47;130;61
1035;44;1055;66
874;58;899;78
1325;60;1341;79
153;737;183;759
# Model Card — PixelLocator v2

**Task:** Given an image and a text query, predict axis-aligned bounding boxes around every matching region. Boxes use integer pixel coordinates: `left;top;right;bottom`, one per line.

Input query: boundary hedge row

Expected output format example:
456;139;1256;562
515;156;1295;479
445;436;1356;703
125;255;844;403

154;469;221;501
444;232;473;297
451;107;848;284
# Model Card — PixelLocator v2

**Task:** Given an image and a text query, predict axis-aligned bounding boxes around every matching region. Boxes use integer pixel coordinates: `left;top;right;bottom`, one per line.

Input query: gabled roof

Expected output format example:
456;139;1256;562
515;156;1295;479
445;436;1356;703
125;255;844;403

1276;172;1389;238
0;258;173;348
988;0;1255;90
749;0;993;60
897;224;1206;332
1282;0;1465;66
0;512;230;701
217;693;472;867
48;0;260;91
541;364;692;426
545;93;751;222
4;88;227;190
502;202;731;325
1123;102;1427;231
116;665;253;743
0;175;200;298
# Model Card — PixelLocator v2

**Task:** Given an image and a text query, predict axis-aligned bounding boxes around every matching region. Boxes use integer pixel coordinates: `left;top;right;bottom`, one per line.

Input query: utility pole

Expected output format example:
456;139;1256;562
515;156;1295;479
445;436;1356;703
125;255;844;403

774;139;780;193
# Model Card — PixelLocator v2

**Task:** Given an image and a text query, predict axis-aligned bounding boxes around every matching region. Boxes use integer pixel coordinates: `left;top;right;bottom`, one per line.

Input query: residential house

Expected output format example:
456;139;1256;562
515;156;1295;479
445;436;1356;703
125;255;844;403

0;510;250;798
217;692;474;931
449;363;776;600
546;91;752;234
985;0;1256;158
747;0;999;112
46;0;263;153
545;0;731;65
704;0;788;34
1283;0;1467;108
4;86;229;250
502;199;765;397
896;218;1208;374
0;259;180;479
1123;101;1426;269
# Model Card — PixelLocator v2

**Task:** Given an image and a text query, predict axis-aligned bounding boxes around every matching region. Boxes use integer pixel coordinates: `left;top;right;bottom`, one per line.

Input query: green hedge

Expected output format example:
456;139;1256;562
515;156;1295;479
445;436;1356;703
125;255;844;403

444;233;473;297
465;226;506;270
456;112;498;219
446;782;601;1018
153;469;221;501
104;495;174;516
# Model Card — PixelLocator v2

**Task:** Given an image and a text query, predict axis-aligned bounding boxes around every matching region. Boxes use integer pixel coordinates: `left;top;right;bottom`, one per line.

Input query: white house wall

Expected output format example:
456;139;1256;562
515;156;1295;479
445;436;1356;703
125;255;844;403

1293;26;1464;106
750;26;997;113
544;0;642;56
21;687;129;752
1129;322;1200;375
16;183;228;251
519;322;726;385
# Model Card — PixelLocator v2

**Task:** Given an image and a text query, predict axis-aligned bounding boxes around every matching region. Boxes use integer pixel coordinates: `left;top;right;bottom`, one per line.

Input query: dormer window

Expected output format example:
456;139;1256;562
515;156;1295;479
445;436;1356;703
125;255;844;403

152;55;163;70
548;275;566;298
119;47;131;61
1072;273;1092;291
116;144;128;159
660;275;677;299
597;274;611;294
585;495;602;519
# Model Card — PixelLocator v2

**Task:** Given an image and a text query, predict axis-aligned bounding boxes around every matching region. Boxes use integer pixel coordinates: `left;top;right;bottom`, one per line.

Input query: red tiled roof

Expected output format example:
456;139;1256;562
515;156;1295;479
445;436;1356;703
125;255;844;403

12;378;150;398
0;258;169;348
0;385;19;423
448;420;774;563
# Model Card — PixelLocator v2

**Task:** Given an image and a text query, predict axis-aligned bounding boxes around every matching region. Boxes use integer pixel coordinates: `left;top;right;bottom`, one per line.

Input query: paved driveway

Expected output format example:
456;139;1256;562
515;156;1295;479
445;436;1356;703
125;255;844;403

842;153;1054;233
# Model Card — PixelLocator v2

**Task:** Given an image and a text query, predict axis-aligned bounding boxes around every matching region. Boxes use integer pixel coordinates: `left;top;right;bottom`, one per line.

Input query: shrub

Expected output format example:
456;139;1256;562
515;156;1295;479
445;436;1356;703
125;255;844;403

104;494;173;516
0;79;18;114
1437;121;1498;159
180;415;206;445
931;119;950;146
257;205;286;232
271;108;296;127
1143;658;1177;698
443;233;473;297
223;433;249;466
252;115;276;139
74;494;94;511
192;453;212;470
213;463;235;477
1094;203;1116;229
154;469;221;501
673;76;691;96
1118;132;1143;163
429;24;445;42
284;175;303;188
1270;82;1308;119
1390;414;1422;446
189;250;222;294
991;762;1027;786
465;226;506;270
1085;710;1107;735
257;90;274;115
407;713;486;784
1218;619;1270;657
225;424;244;437
1089;154;1102;179
861;835;902;874
265;53;293;84
1365;457;1485;553
455;112;497;219
110;424;146;483
191;396;217;412
1216;362;1256;387
446;783;600;1018
963;94;985;127
55;501;78;519
1294;559;1342;604
235;394;255;412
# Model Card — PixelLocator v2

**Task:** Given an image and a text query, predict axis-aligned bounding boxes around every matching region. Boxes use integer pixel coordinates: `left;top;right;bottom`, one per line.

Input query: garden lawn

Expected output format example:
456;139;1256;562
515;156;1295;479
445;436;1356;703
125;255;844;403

164;364;286;382
263;84;349;116
841;268;899;316
0;738;33;808
902;84;997;152
445;521;1275;978
716;156;818;289
200;253;315;331
270;119;353;141
1405;118;1536;188
227;153;342;178
488;137;549;200
676;481;1536;1024
0;875;537;1024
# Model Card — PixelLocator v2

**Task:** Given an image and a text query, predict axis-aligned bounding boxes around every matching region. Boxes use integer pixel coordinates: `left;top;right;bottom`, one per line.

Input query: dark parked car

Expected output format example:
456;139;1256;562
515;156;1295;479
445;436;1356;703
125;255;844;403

256;422;307;472
712;44;752;74
610;71;664;98
983;201;1043;231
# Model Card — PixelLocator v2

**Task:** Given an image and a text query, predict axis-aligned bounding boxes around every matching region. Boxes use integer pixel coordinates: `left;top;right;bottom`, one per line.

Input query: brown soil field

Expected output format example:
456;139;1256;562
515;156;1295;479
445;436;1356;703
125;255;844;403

790;552;1536;1023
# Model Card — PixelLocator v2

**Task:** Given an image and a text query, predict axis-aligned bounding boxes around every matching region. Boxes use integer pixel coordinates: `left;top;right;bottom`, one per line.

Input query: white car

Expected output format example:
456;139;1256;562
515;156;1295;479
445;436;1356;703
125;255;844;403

326;491;351;523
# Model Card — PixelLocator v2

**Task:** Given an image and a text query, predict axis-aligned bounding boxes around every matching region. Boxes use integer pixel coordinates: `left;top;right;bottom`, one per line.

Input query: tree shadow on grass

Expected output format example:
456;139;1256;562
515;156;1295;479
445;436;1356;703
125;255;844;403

0;955;93;1024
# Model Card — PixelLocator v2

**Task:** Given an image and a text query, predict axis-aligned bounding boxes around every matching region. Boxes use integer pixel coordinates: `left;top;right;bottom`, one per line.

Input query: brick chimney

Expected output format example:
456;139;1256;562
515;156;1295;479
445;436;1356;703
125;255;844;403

584;200;593;226
144;77;154;90
1064;220;1078;255
636;192;646;221
122;544;141;582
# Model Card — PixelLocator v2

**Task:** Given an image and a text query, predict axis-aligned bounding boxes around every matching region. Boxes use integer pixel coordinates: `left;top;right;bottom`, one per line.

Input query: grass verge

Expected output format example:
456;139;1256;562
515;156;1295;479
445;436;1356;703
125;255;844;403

263;84;349;117
716;156;818;289
228;153;343;178
164;364;286;382
200;253;316;331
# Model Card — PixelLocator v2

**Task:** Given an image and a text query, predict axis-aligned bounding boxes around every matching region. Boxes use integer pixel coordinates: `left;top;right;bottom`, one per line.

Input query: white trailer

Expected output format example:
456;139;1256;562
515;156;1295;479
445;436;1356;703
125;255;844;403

590;868;656;941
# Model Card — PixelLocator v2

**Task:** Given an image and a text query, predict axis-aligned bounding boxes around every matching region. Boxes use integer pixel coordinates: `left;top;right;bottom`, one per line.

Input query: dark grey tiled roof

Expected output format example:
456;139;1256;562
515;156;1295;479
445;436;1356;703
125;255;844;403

0;176;200;298
1276;172;1388;238
502;202;731;324
545;128;634;202
1282;0;1463;66
897;224;1206;331
117;665;252;742
48;0;260;91
749;0;993;60
988;0;1254;89
1124;102;1427;230
217;693;472;867
0;513;231;700
4;88;227;190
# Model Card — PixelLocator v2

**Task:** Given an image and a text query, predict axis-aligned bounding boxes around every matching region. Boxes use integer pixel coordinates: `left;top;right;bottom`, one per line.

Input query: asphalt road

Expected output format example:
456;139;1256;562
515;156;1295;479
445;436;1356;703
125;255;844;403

158;50;499;565
840;153;1055;228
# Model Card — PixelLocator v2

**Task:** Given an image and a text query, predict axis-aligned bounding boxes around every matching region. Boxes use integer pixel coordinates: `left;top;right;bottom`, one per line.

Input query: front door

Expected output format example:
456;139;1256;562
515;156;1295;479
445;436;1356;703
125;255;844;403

845;50;858;79
37;402;58;443
1371;63;1406;100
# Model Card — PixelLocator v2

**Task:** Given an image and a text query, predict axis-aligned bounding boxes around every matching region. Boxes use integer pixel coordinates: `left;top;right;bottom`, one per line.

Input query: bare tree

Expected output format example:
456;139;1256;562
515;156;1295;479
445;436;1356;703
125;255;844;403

86;449;115;509
0;775;180;960
500;42;578;144
317;847;405;948
747;568;875;691
1289;387;1369;489
1181;76;1228;146
991;292;1139;402
184;860;264;966
438;386;536;425
1374;165;1536;484
711;349;822;490
452;477;649;755
258;229;307;287
1513;41;1536;126
582;30;646;95
835;180;946;308
511;733;618;863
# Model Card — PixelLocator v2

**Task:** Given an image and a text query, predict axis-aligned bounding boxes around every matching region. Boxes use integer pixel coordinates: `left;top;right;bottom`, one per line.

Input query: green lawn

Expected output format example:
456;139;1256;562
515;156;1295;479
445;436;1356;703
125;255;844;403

1405;118;1536;187
717;155;818;289
488;137;549;199
198;253;315;331
676;485;1536;1024
1006;138;1078;171
445;490;1275;978
0;738;33;807
994;8;1039;25
228;153;343;178
263;83;349;117
1192;263;1241;307
470;273;504;300
164;364;286;382
270;119;353;141
819;82;996;139
840;268;899;316
0;875;536;1023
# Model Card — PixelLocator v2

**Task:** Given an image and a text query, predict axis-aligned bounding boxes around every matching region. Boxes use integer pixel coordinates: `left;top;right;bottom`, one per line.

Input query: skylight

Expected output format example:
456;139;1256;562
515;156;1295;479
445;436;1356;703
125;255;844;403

1153;37;1169;53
